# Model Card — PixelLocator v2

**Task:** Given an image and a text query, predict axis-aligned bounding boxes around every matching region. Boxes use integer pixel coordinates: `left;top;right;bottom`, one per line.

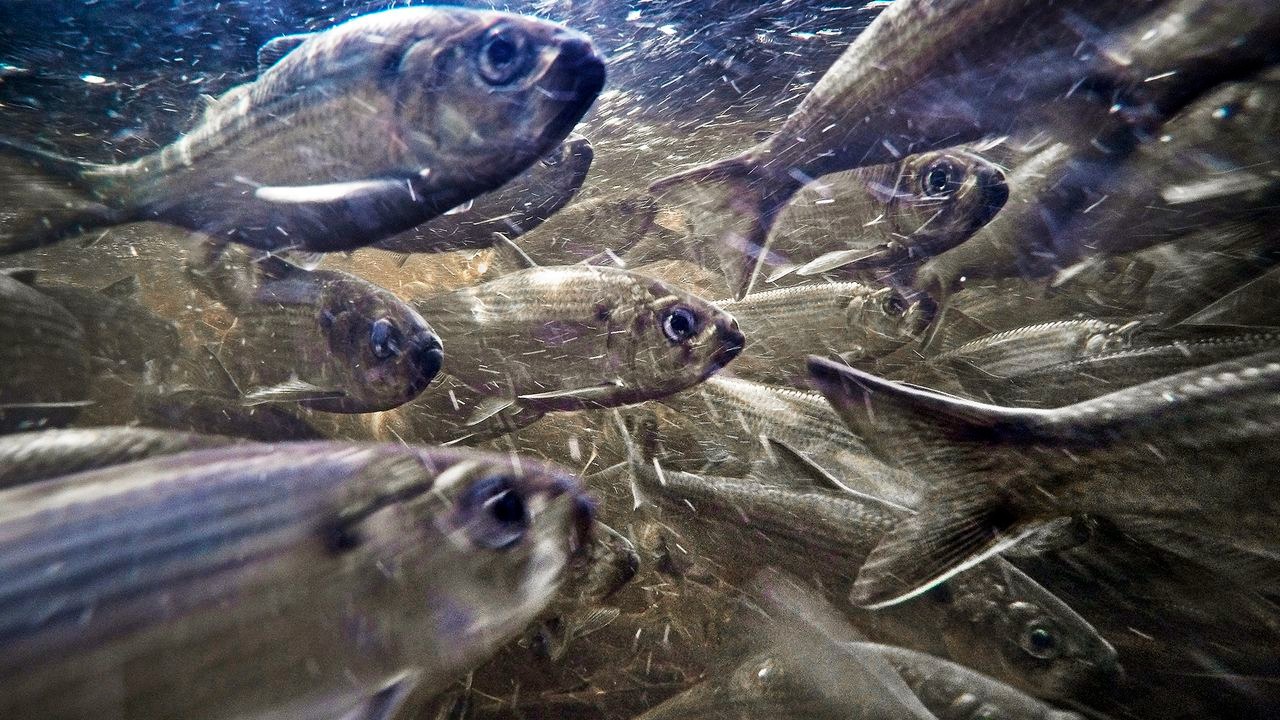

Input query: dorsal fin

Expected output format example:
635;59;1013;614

492;232;538;269
0;268;39;286
257;33;313;73
99;275;139;299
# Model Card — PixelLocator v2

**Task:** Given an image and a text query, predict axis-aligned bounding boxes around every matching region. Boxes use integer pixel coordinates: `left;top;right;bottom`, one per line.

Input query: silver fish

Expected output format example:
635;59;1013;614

0;8;605;255
0;442;593;719
372;134;594;254
410;264;744;421
809;352;1280;609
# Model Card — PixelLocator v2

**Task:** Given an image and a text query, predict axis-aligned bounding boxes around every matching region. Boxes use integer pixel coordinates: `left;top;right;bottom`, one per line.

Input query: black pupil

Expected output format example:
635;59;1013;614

371;319;400;359
1030;627;1055;650
489;488;525;525
885;295;906;315
488;36;517;67
667;310;694;339
926;166;952;195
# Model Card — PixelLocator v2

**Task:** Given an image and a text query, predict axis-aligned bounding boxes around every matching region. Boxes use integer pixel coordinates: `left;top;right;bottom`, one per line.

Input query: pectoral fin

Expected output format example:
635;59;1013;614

242;379;347;406
464;396;516;426
518;382;622;404
254;177;412;205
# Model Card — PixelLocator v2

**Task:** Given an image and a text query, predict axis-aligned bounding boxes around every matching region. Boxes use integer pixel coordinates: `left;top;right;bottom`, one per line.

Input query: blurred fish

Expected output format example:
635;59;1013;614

23;274;181;374
131;384;328;442
0;269;91;433
773;149;1008;282
372;134;593;254
411;264;744;422
0;442;593;719
1181;252;1280;328
808;352;1280;609
0;7;605;255
650;0;1169;297
619;459;1118;699
215;258;442;413
0;426;237;489
719;283;930;387
501;192;666;270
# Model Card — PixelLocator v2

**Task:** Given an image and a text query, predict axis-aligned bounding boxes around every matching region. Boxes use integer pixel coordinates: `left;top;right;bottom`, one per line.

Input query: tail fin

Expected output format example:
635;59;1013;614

0;137;124;255
649;156;798;299
806;357;1053;607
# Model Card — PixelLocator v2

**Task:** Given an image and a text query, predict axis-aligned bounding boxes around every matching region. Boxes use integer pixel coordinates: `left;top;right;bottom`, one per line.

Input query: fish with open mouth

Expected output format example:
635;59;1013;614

0;7;605;257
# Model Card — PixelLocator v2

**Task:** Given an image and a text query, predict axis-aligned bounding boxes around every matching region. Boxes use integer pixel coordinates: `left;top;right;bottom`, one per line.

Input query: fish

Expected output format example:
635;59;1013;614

371;134;594;254
718;283;930;387
0;426;238;490
0;442;593;719
649;1;1171;298
921;72;1280;291
808;352;1280;609
214;257;443;413
376;373;547;447
410;264;744;421
932;319;1140;389
0;270;91;433
496;192;667;270
0;7;605;256
21;273;181;374
769;149;1008;283
618;458;1118;699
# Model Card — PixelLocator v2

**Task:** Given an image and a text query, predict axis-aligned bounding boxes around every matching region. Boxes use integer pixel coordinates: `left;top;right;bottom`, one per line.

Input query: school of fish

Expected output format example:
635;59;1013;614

0;1;1277;718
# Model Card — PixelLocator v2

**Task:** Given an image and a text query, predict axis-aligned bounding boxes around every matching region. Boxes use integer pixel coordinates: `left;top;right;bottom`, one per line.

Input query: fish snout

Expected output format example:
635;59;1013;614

711;317;746;371
975;165;1010;224
411;332;445;386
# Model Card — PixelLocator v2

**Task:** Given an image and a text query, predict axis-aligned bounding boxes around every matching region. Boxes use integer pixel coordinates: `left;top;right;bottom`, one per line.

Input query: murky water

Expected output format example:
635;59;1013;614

1;1;1278;718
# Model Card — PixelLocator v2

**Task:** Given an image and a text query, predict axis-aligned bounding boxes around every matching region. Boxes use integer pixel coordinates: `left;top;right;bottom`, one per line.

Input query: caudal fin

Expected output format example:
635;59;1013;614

649;155;798;299
806;357;1053;607
0;138;124;255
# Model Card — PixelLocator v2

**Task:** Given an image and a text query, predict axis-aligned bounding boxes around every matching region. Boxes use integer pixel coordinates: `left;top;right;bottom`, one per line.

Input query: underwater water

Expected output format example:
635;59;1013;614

1;0;1279;718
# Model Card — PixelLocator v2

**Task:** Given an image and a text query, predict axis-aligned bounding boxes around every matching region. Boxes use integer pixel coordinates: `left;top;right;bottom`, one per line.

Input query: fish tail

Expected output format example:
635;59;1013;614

0;137;126;255
650;154;798;299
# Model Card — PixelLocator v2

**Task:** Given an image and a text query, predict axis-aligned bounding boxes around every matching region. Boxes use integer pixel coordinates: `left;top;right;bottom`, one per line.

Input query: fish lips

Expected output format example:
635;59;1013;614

707;318;746;374
535;31;606;147
973;164;1010;228
408;331;445;392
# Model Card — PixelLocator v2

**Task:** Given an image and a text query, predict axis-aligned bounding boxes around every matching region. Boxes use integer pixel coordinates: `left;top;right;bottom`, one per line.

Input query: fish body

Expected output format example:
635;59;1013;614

0;427;237;490
217;260;443;413
650;0;1166;297
0;8;605;255
27;275;181;374
412;265;744;417
719;283;929;387
769;149;1008;282
0;442;592;719
809;352;1280;609
372;134;594;254
0;271;91;433
620;461;1117;699
505;192;666;270
934;319;1137;392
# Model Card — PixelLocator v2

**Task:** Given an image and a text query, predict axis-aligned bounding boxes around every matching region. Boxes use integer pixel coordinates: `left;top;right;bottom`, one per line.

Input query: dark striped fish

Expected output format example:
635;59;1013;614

0;442;592;719
0;427;237;490
0;8;605;256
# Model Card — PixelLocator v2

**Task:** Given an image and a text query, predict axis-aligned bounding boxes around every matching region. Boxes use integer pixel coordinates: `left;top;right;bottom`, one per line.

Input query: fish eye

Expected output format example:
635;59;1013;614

661;305;702;344
921;159;960;197
1020;621;1060;660
882;292;909;317
460;475;530;550
476;25;532;87
369;318;402;360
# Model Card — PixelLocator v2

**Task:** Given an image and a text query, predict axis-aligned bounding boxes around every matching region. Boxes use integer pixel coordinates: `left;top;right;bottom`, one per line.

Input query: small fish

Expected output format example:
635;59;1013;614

0;442;593;719
773;149;1008;282
215;258;443;413
411;264;744;420
619;459;1117;699
499;192;667;270
808;352;1280;609
718;283;930;387
649;1;1170;297
933;318;1138;383
23;273;181;374
0;8;605;255
0;270;91;433
0;426;238;490
372;134;594;254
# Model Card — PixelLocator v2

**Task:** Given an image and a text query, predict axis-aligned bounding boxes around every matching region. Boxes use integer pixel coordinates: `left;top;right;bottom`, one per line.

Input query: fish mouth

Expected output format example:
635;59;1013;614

974;165;1010;226
411;333;445;390
548;472;596;558
536;32;606;146
708;319;746;373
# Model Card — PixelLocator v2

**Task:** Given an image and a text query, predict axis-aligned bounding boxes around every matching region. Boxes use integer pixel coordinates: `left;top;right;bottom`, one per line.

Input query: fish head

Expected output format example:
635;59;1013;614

319;278;443;412
845;287;932;354
937;564;1120;700
887;149;1009;250
607;272;745;400
386;449;594;663
490;133;595;229
389;10;605;198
